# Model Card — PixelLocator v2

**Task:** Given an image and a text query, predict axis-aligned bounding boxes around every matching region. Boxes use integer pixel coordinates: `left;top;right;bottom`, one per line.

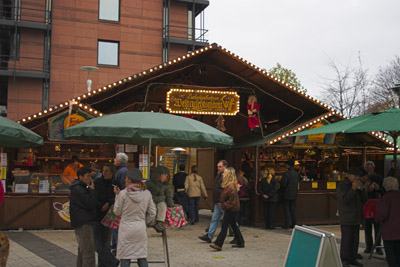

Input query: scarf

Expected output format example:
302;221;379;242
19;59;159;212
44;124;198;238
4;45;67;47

126;183;142;192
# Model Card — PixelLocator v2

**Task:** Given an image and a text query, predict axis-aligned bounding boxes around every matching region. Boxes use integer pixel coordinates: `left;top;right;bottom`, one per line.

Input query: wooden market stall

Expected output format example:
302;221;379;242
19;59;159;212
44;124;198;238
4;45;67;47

235;133;389;227
0;43;393;229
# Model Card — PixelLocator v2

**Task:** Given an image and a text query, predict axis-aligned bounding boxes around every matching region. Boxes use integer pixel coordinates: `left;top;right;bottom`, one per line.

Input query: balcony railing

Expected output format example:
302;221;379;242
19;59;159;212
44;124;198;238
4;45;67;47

163;25;208;44
0;2;52;24
0;54;49;75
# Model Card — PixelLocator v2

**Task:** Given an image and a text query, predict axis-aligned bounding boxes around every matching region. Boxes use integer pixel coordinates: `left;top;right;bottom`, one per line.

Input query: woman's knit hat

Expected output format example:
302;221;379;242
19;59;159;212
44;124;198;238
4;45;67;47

151;165;170;180
126;168;143;182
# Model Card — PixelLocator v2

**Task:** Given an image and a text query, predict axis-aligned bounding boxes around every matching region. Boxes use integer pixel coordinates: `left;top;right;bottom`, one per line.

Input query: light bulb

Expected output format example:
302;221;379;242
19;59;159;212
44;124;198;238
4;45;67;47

87;79;92;93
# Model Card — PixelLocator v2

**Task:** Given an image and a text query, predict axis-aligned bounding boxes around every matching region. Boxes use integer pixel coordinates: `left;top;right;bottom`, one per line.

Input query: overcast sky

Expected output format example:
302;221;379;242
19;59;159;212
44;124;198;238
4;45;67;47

205;0;400;97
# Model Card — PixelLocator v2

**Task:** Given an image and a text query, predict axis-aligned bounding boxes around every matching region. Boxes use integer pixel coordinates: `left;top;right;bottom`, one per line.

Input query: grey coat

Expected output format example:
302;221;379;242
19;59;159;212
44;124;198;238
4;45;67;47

114;188;156;260
337;178;368;225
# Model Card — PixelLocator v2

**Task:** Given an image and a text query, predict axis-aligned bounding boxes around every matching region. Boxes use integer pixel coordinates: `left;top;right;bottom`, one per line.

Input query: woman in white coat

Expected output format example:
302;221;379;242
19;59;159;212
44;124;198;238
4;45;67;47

114;169;156;267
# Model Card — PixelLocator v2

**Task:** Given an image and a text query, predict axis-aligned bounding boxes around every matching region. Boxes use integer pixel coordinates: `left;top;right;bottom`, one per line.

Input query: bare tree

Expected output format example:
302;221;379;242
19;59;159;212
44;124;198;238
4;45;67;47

367;55;400;112
319;54;369;117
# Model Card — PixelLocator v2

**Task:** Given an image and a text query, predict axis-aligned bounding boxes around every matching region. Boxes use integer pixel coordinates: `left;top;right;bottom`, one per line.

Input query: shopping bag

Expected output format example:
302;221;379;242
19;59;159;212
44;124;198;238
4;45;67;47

164;204;188;228
101;204;121;229
363;199;379;219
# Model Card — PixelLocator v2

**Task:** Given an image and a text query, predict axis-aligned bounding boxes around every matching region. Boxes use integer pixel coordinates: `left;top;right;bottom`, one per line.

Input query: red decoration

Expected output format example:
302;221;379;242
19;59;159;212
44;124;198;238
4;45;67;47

247;96;260;130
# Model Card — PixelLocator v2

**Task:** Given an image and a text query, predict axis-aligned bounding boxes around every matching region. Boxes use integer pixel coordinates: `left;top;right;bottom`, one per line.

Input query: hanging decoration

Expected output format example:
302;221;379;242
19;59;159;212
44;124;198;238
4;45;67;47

247;95;260;133
216;115;226;132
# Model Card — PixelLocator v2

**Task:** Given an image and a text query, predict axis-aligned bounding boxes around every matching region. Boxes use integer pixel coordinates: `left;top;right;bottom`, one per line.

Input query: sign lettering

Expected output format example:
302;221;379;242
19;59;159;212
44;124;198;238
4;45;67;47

166;89;240;115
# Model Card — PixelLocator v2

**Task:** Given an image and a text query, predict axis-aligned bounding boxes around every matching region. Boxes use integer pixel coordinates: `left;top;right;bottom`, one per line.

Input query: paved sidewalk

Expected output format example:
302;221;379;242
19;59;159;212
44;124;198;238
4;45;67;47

2;210;386;266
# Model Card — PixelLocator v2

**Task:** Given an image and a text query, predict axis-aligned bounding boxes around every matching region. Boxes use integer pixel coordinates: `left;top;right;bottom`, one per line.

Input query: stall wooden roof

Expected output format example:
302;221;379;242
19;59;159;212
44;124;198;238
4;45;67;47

16;43;392;148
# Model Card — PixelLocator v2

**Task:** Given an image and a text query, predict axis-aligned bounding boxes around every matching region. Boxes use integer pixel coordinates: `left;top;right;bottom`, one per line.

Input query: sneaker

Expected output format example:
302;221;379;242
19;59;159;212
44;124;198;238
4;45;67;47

376;248;384;255
199;235;212;243
209;244;222;251
349;260;363;267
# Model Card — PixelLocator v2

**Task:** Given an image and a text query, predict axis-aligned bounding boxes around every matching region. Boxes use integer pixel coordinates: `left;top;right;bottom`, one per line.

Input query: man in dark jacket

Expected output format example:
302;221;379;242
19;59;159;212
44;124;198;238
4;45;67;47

199;160;228;243
112;152;128;250
113;153;128;190
337;167;368;267
69;166;97;267
173;164;189;219
280;159;299;229
93;163;118;267
363;161;384;255
387;160;400;180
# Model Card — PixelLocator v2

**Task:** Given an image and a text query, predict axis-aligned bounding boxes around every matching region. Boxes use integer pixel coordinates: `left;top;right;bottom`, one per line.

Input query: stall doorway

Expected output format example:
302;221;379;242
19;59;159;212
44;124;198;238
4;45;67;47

197;148;215;209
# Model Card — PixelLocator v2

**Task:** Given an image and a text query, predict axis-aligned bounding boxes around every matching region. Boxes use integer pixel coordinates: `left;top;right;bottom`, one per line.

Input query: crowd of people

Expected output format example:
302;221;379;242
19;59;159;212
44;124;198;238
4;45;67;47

337;161;400;267
65;151;400;267
67;154;253;266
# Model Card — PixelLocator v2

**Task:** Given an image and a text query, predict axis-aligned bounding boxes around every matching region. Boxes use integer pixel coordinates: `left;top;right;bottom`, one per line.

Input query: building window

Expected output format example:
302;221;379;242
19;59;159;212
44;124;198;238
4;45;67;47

99;0;120;22
187;9;193;40
98;40;119;66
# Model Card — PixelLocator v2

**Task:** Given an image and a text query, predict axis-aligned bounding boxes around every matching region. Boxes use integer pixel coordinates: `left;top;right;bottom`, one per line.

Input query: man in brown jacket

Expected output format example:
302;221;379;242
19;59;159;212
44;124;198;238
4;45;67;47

199;160;228;243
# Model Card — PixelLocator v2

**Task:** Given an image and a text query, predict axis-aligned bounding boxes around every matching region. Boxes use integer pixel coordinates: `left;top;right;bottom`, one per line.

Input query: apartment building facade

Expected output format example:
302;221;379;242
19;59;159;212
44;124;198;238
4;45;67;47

0;0;208;120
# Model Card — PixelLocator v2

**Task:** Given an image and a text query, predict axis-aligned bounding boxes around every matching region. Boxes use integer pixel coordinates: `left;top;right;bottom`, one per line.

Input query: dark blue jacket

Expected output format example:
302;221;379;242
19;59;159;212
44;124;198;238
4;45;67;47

280;167;299;200
94;176;115;221
113;163;128;189
173;171;187;192
258;176;278;202
69;179;97;228
337;177;368;225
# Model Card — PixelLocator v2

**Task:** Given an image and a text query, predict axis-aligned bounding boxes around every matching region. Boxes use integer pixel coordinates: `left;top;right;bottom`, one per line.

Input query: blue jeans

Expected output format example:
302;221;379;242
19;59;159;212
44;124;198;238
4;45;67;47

188;197;200;222
120;258;148;267
112;228;118;249
207;204;224;240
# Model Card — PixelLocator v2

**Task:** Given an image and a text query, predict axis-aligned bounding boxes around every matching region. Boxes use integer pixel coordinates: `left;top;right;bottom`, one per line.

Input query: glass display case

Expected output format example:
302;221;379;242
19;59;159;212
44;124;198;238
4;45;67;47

13;172;69;194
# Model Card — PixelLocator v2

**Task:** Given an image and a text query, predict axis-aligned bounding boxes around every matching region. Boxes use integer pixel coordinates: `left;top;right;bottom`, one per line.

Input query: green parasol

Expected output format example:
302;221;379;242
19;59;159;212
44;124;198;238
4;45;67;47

292;108;400;167
0;116;43;148
64;112;233;178
64;112;233;147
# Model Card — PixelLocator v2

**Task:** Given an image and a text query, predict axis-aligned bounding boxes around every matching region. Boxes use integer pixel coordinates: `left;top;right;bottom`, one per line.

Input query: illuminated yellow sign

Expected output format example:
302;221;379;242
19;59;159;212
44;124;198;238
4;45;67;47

166;89;240;116
307;122;326;143
327;182;336;190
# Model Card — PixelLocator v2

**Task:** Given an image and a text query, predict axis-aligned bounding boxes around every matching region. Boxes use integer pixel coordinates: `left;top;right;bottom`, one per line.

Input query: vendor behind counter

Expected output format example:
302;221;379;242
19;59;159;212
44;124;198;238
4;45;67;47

62;155;83;185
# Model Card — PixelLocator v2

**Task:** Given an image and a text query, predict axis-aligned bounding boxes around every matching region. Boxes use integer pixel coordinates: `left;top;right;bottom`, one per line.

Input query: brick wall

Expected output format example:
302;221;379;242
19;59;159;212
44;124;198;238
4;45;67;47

7;77;43;120
49;0;170;106
8;0;189;121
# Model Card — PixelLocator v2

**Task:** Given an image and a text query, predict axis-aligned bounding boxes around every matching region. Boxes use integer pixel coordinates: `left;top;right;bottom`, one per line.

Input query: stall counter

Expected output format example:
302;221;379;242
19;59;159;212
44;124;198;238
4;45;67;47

251;181;340;227
0;193;71;230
